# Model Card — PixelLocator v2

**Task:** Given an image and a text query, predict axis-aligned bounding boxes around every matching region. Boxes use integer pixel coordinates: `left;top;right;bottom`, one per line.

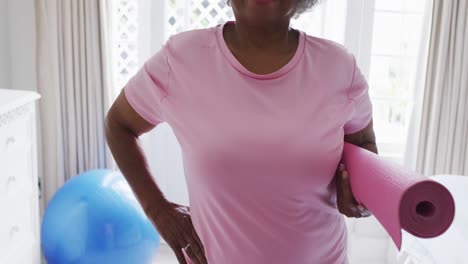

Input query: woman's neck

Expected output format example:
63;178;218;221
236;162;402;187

227;19;297;55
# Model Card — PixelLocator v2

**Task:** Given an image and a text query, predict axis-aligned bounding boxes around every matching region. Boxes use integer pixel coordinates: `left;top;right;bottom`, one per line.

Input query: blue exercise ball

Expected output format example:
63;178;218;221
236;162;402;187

41;169;160;264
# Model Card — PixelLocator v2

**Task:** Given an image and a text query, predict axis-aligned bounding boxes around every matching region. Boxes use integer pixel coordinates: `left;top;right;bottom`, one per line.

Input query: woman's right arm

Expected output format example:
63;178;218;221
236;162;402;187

105;90;207;264
105;90;168;216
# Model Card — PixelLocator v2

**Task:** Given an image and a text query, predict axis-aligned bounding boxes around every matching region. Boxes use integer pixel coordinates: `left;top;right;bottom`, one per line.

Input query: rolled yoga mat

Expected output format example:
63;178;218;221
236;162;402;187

341;142;455;250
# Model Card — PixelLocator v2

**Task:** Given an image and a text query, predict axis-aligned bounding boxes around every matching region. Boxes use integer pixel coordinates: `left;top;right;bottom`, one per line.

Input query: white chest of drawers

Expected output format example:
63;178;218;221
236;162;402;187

0;89;41;264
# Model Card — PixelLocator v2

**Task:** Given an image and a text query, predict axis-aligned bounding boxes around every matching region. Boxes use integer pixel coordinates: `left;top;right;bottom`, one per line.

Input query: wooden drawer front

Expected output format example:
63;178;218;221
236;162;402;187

0;189;36;256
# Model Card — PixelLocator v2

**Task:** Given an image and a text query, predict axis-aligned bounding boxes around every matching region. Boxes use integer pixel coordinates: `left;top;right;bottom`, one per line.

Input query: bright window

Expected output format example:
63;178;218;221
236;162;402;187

369;0;431;163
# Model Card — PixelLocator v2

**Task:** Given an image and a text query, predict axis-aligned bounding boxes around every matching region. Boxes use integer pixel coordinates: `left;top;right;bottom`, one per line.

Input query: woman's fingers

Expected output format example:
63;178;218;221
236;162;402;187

183;214;205;255
178;210;206;264
185;235;207;264
169;243;188;264
358;203;372;217
340;169;360;217
340;169;353;200
342;170;363;218
191;224;205;255
148;202;207;264
336;163;371;218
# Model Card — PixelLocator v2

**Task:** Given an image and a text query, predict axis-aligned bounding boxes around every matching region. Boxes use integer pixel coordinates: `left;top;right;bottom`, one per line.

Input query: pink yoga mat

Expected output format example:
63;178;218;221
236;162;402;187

341;142;455;250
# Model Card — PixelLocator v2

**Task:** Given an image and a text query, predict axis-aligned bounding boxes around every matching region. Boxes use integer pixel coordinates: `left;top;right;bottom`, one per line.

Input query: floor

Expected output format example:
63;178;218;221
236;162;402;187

152;243;178;264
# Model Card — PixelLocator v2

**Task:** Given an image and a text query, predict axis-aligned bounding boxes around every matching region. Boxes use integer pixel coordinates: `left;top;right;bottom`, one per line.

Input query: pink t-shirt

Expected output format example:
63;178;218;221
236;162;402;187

124;21;373;264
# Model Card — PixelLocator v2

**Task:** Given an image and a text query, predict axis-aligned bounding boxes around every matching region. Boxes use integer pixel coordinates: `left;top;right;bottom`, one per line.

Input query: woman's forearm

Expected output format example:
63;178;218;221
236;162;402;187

105;116;168;217
361;142;378;155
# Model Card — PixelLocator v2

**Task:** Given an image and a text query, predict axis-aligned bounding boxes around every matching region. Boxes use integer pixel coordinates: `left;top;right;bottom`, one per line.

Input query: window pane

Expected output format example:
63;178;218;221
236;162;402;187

371;12;405;55
404;0;430;13
375;0;404;12
291;6;324;37
291;0;347;44
376;0;427;13
372;11;424;57
370;2;429;158
402;14;425;56
369;55;415;100
368;54;420;158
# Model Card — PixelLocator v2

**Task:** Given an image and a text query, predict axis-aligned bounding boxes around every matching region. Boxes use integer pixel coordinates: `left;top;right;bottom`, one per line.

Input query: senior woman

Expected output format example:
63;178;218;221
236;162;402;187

105;0;378;263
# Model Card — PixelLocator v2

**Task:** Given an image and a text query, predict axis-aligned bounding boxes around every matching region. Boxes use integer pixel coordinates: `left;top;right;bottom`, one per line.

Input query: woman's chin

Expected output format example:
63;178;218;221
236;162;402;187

253;0;274;5
248;0;277;8
233;0;293;26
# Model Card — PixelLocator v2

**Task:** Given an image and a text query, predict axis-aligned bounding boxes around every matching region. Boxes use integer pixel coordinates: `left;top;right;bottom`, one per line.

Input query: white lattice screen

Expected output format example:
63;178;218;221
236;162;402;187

113;0;140;91
164;0;327;41
165;0;234;39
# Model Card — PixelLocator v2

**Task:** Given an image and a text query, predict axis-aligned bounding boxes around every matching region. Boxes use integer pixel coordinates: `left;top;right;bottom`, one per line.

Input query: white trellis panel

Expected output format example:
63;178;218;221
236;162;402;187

164;0;346;44
165;0;234;39
113;0;140;91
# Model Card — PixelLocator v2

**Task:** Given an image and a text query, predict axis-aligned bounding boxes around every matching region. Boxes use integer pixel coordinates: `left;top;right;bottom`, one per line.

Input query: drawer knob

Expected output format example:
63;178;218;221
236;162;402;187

5;176;16;191
5;136;16;148
9;225;20;239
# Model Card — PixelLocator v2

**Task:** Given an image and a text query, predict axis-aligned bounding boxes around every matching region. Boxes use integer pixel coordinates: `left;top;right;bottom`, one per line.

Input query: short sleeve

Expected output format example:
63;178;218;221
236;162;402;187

123;44;170;125
344;54;373;134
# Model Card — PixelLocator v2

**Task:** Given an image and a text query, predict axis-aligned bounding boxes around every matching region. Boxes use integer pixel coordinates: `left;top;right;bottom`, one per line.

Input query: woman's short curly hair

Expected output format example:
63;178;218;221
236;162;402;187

295;0;320;16
226;0;320;17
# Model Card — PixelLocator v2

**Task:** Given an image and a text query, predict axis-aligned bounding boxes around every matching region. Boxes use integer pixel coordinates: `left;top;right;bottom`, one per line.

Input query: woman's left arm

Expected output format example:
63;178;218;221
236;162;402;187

344;118;378;154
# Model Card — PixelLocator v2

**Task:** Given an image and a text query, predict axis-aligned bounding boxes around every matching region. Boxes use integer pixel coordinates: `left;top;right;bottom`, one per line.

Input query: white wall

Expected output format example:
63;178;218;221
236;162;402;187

0;0;11;89
8;0;36;91
0;0;36;91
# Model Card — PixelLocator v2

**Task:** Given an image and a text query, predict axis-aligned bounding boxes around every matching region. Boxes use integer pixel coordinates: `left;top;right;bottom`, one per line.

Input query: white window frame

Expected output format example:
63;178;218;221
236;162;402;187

344;0;376;80
138;0;166;63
